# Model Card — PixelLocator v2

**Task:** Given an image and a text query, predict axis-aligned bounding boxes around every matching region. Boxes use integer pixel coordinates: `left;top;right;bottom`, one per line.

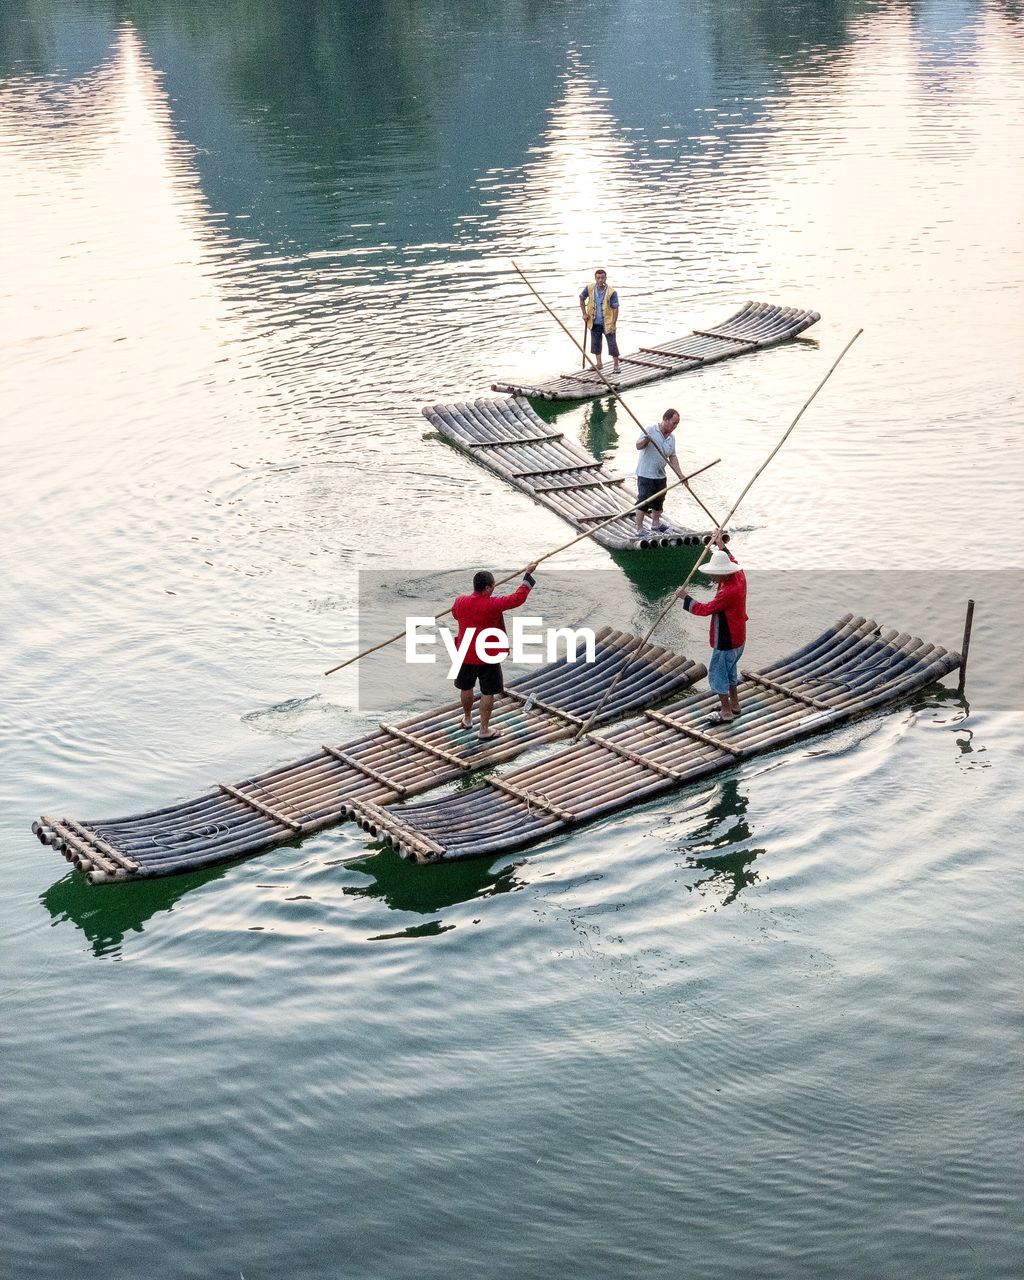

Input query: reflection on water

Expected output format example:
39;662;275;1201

580;399;621;460
609;542;707;600
41;862;232;958
689;845;763;908
913;685;984;767
344;846;527;919
680;777;763;908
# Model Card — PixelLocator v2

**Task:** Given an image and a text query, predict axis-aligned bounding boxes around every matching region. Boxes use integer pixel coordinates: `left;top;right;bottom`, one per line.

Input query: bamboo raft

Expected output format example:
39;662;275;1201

34;629;705;883
424;396;711;550
491;302;820;401
346;615;963;864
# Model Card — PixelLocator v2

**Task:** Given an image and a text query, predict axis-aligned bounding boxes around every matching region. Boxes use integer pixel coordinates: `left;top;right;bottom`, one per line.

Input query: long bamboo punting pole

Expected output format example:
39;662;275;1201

322;459;718;676
569;328;865;741
511;260;725;532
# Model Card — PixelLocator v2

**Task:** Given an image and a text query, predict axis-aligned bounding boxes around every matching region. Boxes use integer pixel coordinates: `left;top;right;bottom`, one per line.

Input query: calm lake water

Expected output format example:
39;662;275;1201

2;2;1022;1277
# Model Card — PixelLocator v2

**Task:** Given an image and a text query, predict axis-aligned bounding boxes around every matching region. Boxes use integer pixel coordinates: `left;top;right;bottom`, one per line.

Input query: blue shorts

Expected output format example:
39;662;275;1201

708;645;744;694
590;326;620;358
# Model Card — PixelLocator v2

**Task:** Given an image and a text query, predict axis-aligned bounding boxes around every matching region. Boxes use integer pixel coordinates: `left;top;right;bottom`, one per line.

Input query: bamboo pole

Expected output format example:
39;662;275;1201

569;328;865;742
322;459;718;676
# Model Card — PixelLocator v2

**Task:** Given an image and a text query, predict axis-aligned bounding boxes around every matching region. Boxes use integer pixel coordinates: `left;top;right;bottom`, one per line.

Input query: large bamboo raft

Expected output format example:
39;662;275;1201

346;615;962;864
492;302;820;401
34;629;705;884
423;396;710;550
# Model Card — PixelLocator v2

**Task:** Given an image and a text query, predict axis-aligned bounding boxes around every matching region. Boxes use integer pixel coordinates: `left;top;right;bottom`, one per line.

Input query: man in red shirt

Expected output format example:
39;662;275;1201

676;533;747;724
452;561;539;740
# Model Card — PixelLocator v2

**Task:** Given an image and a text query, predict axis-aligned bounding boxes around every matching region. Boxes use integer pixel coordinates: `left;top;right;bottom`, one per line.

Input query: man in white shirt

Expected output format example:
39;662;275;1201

634;409;685;536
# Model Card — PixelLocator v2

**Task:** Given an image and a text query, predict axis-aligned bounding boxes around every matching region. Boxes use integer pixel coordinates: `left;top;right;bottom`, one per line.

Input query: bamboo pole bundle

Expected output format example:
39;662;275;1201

357;617;963;864
391;659;954;860
492;301;821;401
71;629;698;868
37;628;706;883
434;401;596;475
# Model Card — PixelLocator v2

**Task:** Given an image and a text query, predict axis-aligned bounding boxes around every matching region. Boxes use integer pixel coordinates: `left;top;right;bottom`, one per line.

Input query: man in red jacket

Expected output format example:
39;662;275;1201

452;561;539;740
676;533;747;724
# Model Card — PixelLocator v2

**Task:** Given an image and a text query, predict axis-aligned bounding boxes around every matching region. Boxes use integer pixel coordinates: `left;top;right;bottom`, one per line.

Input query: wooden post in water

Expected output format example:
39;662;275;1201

957;599;975;695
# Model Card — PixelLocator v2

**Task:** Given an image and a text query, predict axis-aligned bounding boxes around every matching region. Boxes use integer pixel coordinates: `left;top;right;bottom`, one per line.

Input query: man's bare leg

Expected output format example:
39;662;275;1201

459;688;473;728
478;693;497;738
729;684;741;716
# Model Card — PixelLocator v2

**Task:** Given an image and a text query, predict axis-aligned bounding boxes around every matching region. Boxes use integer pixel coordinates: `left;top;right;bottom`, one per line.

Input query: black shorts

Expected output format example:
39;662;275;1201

454;662;504;696
637;475;667;512
590;326;620;358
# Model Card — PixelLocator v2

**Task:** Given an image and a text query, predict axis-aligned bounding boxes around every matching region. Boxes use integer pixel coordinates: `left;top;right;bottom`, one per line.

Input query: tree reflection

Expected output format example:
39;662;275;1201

727;0;859;62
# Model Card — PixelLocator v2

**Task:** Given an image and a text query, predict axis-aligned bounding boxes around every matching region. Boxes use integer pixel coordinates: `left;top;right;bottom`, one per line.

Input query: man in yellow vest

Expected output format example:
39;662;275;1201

579;268;621;375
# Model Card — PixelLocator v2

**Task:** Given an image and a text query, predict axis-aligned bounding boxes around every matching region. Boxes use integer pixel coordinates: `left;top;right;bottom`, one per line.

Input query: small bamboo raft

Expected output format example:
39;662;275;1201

492;302;820;401
33;629;705;884
424;396;710;550
348;615;963;864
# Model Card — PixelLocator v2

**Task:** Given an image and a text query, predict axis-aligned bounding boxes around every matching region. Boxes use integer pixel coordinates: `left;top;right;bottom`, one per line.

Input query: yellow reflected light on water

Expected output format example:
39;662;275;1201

0;26;252;469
